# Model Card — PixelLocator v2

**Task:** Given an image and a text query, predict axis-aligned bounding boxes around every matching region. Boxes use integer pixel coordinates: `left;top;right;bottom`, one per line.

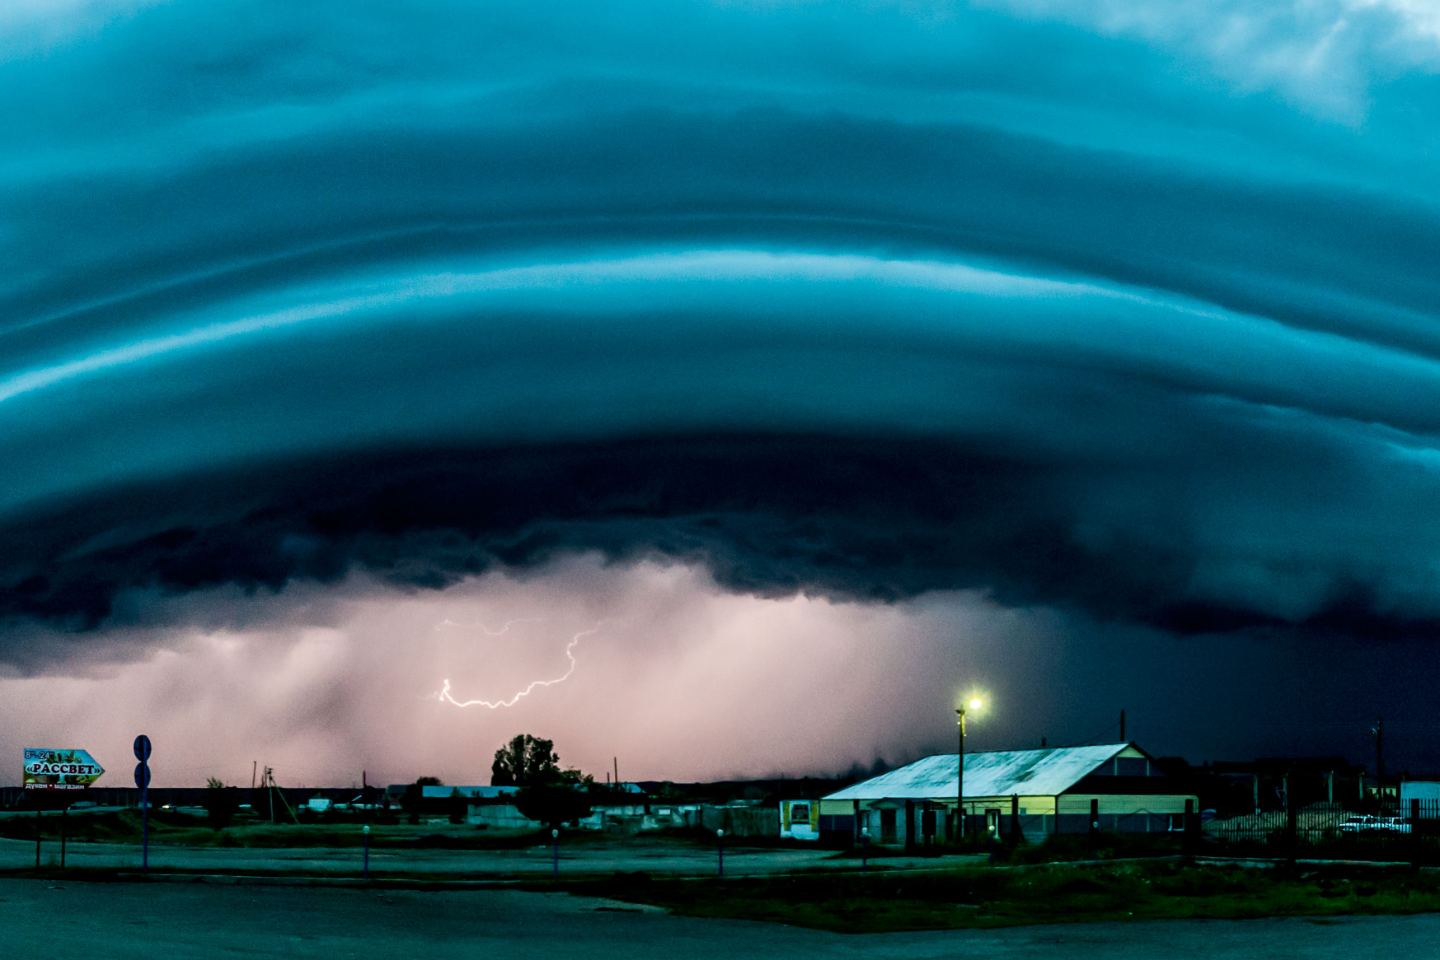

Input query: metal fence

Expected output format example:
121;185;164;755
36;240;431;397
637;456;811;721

1203;800;1440;861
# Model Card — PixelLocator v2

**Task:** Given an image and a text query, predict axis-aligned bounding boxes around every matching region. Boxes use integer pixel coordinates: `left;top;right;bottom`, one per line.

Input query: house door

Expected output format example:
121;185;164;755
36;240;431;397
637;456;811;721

880;808;897;843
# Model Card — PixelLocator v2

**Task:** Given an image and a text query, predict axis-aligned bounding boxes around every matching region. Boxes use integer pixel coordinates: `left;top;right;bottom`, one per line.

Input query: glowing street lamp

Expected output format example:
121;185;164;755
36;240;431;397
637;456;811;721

957;696;984;844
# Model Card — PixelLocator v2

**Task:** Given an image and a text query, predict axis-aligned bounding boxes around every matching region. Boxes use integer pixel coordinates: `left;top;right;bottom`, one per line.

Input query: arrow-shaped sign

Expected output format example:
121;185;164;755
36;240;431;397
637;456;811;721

23;748;105;790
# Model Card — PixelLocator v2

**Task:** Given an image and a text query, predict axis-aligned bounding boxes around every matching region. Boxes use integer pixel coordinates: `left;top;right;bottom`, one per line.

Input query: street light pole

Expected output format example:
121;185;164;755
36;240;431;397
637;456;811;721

955;698;983;846
956;706;966;845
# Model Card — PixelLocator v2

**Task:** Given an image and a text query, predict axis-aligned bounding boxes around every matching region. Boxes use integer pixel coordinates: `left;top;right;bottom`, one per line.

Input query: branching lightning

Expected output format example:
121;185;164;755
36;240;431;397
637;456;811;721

437;621;606;708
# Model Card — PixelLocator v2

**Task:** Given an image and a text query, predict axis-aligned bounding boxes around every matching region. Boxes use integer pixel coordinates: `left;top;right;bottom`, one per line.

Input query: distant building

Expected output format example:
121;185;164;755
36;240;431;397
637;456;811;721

822;742;1198;847
419;785;519;801
779;798;819;840
1401;781;1440;803
1201;757;1366;815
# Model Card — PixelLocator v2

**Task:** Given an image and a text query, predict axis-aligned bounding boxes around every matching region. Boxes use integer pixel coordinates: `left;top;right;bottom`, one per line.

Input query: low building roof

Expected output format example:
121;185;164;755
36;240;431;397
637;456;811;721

421;785;519;799
825;743;1138;801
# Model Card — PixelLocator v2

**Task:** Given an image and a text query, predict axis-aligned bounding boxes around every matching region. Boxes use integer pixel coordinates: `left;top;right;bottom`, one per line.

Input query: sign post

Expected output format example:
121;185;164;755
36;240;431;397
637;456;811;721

134;735;152;874
24;748;106;872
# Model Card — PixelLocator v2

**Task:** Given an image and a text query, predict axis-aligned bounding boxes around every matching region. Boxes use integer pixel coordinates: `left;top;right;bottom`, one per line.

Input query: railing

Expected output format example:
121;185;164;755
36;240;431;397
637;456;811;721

1202;799;1440;861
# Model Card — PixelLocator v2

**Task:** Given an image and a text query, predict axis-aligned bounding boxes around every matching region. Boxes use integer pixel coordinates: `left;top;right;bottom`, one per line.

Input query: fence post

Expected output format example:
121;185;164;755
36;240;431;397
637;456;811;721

1090;799;1099;862
1412;798;1422;864
1286;804;1298;864
1183;799;1195;856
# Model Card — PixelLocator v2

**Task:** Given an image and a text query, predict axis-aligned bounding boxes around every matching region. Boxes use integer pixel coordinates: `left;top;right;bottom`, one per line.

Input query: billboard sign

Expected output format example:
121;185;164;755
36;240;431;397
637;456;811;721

24;748;105;790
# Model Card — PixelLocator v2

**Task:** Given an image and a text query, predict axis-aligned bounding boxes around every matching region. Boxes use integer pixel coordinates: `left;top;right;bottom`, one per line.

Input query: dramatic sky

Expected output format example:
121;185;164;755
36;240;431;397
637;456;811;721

4;0;1440;787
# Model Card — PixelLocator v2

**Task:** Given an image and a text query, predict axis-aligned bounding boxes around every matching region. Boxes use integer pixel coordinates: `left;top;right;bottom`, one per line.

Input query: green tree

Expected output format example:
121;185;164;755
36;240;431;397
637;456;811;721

492;734;597;827
491;734;561;787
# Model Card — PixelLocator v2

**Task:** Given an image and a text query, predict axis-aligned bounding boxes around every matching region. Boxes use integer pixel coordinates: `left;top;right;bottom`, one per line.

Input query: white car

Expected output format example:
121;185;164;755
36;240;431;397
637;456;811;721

1339;815;1411;834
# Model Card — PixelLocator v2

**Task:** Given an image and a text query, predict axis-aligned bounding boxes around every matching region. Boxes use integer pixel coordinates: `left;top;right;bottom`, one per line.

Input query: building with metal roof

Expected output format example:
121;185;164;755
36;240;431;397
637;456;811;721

819;742;1198;847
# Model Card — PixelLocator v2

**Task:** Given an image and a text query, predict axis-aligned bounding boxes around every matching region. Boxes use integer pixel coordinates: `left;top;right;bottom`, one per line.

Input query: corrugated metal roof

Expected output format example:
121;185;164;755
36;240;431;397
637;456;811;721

824;743;1132;801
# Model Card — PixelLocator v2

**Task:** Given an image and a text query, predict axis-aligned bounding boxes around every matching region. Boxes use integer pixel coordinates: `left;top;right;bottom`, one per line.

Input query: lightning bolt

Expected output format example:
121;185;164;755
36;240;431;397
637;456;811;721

437;623;605;708
436;617;552;635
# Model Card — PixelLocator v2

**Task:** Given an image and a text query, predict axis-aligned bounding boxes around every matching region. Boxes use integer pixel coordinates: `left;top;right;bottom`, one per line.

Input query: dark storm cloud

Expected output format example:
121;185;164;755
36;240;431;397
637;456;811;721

4;0;1440;656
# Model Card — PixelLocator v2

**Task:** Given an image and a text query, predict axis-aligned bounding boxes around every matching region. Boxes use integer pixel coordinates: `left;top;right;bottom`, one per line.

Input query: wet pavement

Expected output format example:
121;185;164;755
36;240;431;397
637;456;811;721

0;877;1429;959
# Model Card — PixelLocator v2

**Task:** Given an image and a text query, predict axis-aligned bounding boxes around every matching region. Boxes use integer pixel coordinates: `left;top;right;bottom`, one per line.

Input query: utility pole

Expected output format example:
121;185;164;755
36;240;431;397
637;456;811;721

1372;717;1385;806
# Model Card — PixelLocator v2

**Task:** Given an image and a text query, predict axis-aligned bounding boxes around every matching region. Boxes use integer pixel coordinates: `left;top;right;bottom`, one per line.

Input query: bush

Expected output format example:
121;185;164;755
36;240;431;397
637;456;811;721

515;783;595;829
204;778;240;830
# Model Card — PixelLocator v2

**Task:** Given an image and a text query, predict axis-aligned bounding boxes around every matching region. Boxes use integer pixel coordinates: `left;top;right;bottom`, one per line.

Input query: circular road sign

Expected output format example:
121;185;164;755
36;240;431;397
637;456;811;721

133;734;152;762
134;762;151;790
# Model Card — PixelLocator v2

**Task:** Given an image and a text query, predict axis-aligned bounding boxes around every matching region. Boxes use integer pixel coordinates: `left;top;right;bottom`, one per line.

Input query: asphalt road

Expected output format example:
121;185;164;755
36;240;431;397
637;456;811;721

0;835;973;878
1;878;1431;959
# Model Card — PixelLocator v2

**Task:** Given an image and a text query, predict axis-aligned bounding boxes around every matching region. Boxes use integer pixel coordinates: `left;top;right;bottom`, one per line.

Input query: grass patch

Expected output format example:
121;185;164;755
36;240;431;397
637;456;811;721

566;862;1440;933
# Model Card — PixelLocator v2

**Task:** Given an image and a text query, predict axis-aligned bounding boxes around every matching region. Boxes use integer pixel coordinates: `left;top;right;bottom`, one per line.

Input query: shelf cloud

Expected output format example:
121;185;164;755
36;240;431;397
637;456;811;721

4;0;1440;674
